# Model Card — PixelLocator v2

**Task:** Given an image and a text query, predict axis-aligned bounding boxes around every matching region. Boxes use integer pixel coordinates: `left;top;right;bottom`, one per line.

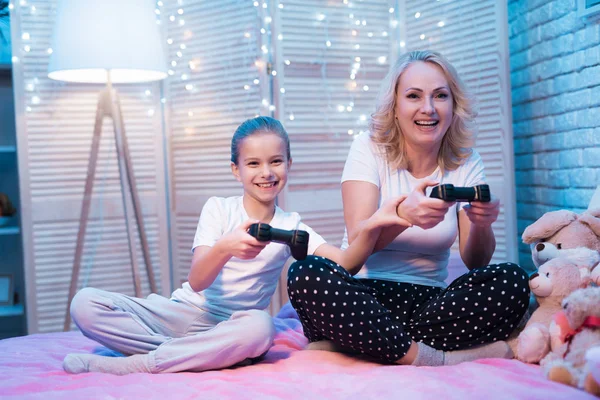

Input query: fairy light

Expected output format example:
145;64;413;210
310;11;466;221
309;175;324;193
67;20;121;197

415;12;421;18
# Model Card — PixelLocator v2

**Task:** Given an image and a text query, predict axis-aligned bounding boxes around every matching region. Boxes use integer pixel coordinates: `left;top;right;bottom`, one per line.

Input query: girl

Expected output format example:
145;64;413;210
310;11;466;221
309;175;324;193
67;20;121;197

63;116;410;375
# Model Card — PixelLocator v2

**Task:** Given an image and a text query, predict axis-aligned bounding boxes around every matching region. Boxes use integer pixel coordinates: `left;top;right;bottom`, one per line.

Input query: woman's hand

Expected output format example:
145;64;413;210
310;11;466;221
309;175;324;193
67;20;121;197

222;219;268;259
462;195;500;228
396;180;455;229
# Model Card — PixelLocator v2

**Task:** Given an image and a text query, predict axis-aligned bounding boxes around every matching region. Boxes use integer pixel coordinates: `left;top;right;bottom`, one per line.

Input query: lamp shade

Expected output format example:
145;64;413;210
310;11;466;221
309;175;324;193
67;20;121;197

48;0;167;84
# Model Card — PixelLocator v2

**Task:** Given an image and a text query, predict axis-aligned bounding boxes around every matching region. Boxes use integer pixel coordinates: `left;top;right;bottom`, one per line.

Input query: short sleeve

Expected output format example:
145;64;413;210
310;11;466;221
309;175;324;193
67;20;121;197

192;197;224;251
298;221;327;256
341;132;380;187
457;151;487;211
462;151;486;187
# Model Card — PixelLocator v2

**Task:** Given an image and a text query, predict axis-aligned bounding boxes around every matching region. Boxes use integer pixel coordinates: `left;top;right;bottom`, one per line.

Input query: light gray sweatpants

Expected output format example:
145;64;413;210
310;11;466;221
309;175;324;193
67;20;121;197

69;287;275;373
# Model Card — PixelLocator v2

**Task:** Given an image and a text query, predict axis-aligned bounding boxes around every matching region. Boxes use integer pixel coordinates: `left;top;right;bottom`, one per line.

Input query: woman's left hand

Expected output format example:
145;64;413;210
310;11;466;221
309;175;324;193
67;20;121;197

463;195;500;228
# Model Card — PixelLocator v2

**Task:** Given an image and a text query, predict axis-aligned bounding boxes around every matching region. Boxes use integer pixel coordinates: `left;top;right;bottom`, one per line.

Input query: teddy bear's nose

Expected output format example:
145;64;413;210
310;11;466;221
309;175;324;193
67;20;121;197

529;272;539;281
536;243;545;252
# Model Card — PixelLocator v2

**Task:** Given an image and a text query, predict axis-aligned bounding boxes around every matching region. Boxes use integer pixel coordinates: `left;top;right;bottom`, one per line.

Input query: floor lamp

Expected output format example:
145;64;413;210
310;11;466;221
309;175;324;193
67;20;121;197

47;0;167;331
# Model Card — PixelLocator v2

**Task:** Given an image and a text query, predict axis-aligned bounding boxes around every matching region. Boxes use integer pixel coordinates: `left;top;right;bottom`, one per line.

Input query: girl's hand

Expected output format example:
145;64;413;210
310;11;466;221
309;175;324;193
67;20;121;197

396;180;455;229
223;219;268;259
372;195;412;228
463;195;500;228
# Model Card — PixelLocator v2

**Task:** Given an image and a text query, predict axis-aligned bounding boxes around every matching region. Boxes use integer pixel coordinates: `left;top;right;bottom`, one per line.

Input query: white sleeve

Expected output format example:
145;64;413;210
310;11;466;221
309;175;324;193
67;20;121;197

341;132;380;187
462;151;486;187
457;151;487;211
192;197;224;251
298;221;327;256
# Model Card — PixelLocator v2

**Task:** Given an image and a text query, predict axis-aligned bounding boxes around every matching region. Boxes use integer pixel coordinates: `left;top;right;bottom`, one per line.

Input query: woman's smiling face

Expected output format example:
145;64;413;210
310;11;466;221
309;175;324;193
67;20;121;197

394;61;454;152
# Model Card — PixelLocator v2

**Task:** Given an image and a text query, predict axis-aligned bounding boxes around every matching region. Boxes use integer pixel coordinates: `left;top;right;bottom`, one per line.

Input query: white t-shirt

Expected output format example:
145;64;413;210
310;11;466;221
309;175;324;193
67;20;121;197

171;196;326;317
341;131;485;288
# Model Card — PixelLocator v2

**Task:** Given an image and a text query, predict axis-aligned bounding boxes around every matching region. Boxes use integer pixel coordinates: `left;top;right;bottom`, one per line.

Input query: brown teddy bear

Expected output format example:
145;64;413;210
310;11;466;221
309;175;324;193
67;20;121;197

521;208;600;269
515;250;597;363
542;286;600;397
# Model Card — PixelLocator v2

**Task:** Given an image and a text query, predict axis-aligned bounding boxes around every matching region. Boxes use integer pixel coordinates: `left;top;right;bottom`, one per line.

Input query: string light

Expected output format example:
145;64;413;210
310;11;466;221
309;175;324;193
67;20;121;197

16;0;451;136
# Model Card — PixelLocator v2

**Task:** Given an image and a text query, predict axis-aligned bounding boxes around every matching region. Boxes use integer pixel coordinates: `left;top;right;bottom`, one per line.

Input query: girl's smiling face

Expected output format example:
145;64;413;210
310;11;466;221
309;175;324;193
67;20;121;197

231;131;291;207
394;61;454;153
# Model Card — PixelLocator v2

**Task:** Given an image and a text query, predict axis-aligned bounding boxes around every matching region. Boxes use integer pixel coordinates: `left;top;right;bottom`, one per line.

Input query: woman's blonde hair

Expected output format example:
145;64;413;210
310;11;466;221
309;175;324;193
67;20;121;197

370;50;476;171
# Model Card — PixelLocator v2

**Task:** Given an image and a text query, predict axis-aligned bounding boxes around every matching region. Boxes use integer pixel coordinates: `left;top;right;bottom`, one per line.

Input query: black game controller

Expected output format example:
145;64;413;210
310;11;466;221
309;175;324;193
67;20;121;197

429;184;491;202
247;223;310;260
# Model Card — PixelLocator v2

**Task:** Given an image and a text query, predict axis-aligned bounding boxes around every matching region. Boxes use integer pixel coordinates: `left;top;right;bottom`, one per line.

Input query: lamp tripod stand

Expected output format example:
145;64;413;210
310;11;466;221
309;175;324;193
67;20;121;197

64;75;157;331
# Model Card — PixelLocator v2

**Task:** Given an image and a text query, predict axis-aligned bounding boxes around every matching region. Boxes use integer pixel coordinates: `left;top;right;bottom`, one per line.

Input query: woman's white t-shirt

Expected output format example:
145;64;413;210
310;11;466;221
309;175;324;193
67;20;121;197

341;131;485;288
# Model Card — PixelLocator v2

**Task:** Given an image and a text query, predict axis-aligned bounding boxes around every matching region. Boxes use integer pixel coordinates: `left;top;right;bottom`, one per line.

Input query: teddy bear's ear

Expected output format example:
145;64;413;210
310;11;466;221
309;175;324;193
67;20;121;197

522;210;578;244
580;210;600;239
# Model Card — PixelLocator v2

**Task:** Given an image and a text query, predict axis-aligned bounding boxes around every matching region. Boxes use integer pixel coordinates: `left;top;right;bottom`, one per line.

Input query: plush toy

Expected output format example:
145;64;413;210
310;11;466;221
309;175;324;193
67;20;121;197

521;208;600;269
585;347;600;396
541;287;600;396
515;250;597;363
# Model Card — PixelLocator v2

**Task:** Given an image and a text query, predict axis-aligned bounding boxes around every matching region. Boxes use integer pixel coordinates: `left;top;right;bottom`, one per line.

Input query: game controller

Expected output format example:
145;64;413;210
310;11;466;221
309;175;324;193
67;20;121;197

247;222;310;260
429;184;491;202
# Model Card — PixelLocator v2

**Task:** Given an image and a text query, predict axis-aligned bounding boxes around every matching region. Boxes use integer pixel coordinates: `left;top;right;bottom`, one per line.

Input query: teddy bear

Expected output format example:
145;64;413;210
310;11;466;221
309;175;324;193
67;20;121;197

515;250;598;363
585;347;600;396
541;286;600;396
521;208;600;269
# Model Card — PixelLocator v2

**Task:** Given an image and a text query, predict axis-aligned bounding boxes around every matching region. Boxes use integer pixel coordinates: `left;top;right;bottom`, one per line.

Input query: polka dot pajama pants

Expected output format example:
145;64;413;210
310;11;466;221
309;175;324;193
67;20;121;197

287;255;530;364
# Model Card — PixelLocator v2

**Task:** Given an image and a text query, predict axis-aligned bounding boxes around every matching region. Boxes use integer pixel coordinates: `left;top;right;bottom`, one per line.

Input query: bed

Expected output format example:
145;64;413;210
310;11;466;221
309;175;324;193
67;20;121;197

0;302;595;400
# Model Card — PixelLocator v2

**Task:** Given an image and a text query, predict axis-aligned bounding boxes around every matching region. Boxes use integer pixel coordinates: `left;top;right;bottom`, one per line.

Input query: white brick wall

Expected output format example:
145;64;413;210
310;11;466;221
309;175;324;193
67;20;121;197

508;0;600;271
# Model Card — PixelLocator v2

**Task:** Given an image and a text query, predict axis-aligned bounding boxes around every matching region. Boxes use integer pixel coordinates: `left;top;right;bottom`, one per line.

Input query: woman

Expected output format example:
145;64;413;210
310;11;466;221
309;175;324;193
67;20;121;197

287;50;530;367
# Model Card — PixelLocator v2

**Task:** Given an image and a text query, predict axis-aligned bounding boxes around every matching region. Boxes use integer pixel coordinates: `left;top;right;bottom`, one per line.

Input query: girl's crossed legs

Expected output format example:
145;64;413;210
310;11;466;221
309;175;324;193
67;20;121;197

65;287;275;374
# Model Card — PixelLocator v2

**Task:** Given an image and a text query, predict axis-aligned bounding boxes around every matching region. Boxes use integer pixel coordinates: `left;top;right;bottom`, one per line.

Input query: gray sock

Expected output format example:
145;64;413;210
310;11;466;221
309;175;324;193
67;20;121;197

412;341;513;367
63;353;152;375
411;342;445;366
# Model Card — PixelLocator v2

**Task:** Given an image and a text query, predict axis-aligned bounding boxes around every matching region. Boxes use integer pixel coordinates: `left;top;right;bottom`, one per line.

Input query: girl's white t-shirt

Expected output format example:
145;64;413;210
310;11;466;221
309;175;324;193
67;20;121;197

341;131;485;288
171;196;326;317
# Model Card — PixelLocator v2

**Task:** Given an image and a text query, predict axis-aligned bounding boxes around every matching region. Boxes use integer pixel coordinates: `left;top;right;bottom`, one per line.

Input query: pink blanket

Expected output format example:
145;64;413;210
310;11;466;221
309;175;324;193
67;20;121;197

0;304;595;399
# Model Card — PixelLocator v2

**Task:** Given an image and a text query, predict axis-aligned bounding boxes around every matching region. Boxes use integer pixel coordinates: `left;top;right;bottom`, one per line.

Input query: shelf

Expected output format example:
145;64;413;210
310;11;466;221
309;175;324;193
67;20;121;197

0;226;19;235
0;304;23;317
0;145;16;153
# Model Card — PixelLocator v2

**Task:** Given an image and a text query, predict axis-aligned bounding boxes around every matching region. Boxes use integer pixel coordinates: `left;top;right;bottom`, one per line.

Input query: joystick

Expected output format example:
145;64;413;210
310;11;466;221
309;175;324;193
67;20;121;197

430;184;491;202
247;223;310;260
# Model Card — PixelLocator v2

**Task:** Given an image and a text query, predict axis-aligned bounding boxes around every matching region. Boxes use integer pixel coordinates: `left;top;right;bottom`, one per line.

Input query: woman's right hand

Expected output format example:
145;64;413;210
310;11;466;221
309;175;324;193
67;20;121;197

222;219;268;259
396;180;455;229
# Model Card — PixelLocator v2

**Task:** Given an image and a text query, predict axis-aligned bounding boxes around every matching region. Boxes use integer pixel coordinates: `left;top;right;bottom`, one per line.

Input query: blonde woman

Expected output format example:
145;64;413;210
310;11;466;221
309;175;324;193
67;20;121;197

287;50;529;367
